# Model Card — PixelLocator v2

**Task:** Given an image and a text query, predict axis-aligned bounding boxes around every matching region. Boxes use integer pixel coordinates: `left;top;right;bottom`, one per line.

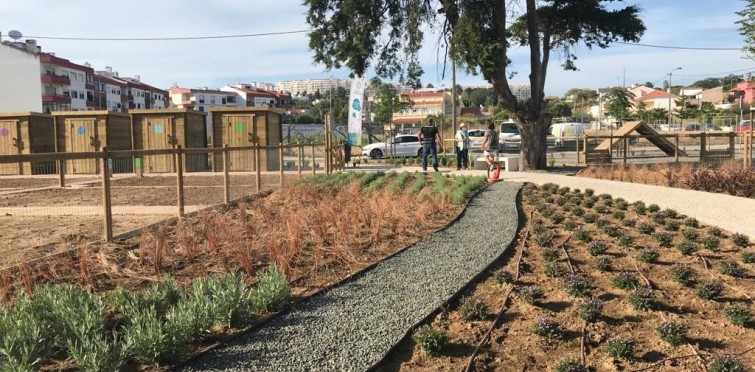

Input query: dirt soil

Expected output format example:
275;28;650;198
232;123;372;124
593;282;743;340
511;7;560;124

380;186;755;371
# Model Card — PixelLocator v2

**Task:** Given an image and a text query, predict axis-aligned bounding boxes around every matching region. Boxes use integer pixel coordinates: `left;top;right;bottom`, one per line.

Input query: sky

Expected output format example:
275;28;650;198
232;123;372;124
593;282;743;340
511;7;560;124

0;0;753;96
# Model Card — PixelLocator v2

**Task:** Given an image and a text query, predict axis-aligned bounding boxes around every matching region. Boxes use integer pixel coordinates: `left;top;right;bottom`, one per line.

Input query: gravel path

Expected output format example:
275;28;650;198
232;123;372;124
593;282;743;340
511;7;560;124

180;181;522;372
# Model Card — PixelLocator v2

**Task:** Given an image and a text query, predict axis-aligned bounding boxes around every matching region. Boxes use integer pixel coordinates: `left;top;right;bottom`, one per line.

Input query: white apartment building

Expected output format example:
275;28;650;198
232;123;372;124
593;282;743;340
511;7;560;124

169;86;237;127
277;78;351;95
0;41;42;112
510;84;531;101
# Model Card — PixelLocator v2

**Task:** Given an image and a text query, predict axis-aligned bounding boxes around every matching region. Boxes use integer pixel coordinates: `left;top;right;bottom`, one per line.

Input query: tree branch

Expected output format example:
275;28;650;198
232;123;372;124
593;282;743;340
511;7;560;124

525;0;542;118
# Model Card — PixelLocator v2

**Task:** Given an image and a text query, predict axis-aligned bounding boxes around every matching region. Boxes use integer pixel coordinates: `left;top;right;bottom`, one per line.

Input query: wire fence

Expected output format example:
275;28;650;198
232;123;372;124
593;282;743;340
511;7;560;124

0;143;332;267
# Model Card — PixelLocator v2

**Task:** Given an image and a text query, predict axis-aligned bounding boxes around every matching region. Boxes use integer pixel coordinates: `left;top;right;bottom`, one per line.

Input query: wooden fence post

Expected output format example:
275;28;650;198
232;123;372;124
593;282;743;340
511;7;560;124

58;159;66;188
279;143;285;188
675;134;680;163
255;143;261;193
576;135;580;166
312;143;317;175
176;145;185;218
222;145;230;204
101;147;113;242
583;134;588;164
623;137;628;165
699;133;706;163
297;141;303;180
608;134;613;163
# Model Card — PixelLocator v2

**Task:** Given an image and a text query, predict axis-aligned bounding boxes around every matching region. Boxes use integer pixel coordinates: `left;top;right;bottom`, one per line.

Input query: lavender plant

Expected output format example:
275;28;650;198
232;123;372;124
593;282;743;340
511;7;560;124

657;320;687;347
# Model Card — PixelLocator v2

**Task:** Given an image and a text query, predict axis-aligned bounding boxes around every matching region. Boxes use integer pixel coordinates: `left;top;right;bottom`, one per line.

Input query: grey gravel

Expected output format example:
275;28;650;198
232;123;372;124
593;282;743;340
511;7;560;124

180;181;522;372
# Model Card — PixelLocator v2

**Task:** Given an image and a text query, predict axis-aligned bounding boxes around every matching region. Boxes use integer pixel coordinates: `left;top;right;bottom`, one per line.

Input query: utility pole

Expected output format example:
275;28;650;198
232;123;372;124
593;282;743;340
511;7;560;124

667;67;682;127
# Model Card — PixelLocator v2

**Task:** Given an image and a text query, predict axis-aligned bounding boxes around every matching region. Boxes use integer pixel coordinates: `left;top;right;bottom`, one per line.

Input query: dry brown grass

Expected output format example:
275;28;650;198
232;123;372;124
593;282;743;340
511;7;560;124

578;161;755;197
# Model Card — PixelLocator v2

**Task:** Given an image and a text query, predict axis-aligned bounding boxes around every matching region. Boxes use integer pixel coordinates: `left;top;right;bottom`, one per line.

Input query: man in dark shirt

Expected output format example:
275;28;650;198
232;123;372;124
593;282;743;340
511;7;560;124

418;119;442;172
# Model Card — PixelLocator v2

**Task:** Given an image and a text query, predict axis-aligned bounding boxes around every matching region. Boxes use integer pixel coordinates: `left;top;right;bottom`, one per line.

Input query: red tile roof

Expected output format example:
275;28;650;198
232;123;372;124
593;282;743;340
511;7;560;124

637;89;677;101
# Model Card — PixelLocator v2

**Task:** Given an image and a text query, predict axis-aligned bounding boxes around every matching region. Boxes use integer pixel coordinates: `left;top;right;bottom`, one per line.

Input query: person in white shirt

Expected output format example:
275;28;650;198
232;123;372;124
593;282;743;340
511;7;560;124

455;122;470;170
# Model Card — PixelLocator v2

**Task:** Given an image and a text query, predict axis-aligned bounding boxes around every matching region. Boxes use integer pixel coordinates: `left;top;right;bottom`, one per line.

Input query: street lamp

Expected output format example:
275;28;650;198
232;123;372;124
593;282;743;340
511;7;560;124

667;67;682;127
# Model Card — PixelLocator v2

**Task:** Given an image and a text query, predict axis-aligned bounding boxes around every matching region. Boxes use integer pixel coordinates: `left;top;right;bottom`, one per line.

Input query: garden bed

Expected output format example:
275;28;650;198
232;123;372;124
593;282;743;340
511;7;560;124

0;171;487;371
381;183;755;371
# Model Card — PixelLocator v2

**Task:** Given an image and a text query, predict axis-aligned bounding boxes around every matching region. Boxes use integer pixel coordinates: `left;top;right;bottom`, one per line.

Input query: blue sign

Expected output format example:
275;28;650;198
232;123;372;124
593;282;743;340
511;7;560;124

351;98;361;110
155;124;164;134
77;126;86;135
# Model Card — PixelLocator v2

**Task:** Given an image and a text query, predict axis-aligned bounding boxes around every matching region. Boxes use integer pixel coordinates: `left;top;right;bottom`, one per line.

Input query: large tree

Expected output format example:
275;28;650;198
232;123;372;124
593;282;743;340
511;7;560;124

372;83;414;125
305;0;644;169
604;87;635;122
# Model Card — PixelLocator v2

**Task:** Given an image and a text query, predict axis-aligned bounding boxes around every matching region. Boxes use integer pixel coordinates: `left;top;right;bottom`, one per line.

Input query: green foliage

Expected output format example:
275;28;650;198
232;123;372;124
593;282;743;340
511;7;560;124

519;285;544;305
587;240;609;256
657;320;687;347
574;227;592;243
533;317;563;344
647;204;660;213
607;337;636;361
621;218;636;227
670;264;695;286
708;226;724;238
554;358;587;372
617;234;635;248
724;304;751;327
720;259;746;278
682;228;699;242
251;266;290;314
742;252;755;264
709;354;746;372
637;248;660;264
633;201;647;215
662;208;679;219
546;262;567;278
594;256;612;272
594;218;610;228
677;240;698;256
615;199;628;210
409;173;427;196
563;273;590;297
613;272;639;291
684;217;700;228
494;270;515;286
563;219;578;231
123;306;191;366
583;213;598;224
0;295;56;371
696;280;724;300
612;210;625;220
541;247;560;262
412;326;447;357
637;222;655;235
629;288;657;311
664;220;680;232
535;231;554;248
459;296;488;321
450;176;486;205
733;233;750;247
571;206;585;217
579;297;603;323
652;232;673;248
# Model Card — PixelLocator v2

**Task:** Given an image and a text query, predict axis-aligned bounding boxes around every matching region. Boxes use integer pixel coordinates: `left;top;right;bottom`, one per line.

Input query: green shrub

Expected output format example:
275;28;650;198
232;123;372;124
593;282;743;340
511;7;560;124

574;227;592;243
607;337;636;361
494;270;515;285
533;317;563;343
677;240;698;256
583;213;599;224
664;220;680;232
550;213;565;224
546;262;567;278
582;198;596;208
682;228;699;242
708;226;724;238
139;275;185;317
684;217;700;228
122;306;191;365
535;232;554;248
542;247;560;262
459;296;489;321
648;204;660;213
670;264;695;286
251;266;290;314
724;303;751;327
733;233;750;247
412;326;447;357
594;204;609;214
594;256;612;272
0;296;56;371
617;234;635;248
622;218;636;227
519;285;544;304
587;240;609;256
696;280;724;300
651;212;666;225
662;208;678;219
629;288;657;311
742;252;755;264
602;225;622;238
579;297;604;323
633;201;647;214
564;220;578;231
557;186;570;195
599;193;613;201
708;354;746;372
652;232;674;248
571;206;585;217
702;235;721;252
563;273;590;297
594;218;610;228
637;248;660;264
612;210;626;220
616;199;628;210
657;320;687;347
720;259;746;278
613;272;639;291
554;196;567;206
554;358;587;372
585;188;595;196
409;173;427;195
637;222;655;235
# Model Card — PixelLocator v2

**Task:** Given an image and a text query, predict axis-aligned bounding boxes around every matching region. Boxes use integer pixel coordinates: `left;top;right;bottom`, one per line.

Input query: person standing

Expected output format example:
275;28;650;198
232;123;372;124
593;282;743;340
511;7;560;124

482;122;499;166
418;118;441;172
455;123;469;170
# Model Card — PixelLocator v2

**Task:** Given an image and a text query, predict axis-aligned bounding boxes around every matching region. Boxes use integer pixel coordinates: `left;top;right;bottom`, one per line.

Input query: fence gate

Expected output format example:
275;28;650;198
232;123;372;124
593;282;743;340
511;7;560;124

0;120;20;175
66;119;98;174
145;117;175;173
225;115;255;171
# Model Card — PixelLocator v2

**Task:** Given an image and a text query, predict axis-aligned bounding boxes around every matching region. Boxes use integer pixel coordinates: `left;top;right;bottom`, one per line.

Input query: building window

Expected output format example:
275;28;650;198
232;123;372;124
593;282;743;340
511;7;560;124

79;91;85;99
198;106;204;112
63;90;70;98
62;71;69;77
221;97;227;104
210;96;216;104
198;94;205;104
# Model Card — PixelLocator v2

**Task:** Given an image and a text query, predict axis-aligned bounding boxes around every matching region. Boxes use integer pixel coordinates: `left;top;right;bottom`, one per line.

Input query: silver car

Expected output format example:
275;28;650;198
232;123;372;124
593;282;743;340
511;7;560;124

361;134;439;158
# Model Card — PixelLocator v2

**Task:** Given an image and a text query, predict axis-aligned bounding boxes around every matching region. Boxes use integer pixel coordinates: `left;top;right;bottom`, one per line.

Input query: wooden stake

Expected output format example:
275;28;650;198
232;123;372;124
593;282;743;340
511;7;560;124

311;143;316;175
279;143;285;188
297;141;303;180
175;146;184;218
101;147;113;242
222;144;230;204
255;143;261;193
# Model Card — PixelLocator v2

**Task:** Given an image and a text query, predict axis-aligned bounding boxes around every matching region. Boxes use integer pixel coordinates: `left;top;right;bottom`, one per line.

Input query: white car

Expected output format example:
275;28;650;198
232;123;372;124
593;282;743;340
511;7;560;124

361;134;439;159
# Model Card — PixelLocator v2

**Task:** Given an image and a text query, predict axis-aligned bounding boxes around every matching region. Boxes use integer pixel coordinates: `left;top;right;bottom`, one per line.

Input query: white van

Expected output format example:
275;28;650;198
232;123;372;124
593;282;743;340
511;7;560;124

550;122;585;147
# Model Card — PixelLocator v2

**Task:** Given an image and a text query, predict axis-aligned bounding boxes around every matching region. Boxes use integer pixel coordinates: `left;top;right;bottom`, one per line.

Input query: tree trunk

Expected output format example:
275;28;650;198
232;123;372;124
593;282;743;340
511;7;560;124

518;117;549;170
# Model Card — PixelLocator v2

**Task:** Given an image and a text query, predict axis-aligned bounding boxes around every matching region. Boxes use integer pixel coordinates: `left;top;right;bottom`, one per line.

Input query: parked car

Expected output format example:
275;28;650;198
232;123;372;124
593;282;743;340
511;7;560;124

550;122;585;147
703;124;722;131
736;124;753;133
466;129;486;149
361;134;439;159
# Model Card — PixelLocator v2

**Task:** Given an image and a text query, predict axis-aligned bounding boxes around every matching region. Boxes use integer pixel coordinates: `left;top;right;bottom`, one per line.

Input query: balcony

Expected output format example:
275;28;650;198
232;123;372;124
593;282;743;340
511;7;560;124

86;101;95;108
85;83;95;90
42;94;72;104
40;74;70;85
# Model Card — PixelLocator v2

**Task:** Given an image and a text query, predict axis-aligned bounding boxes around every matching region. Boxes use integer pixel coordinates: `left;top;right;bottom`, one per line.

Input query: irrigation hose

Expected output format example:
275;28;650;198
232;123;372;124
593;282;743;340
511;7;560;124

463;210;533;372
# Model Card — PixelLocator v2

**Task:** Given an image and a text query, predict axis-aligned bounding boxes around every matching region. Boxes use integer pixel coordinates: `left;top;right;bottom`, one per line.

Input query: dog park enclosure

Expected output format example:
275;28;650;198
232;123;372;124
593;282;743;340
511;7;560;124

0;112;56;175
53;110;132;174
130;108;208;173
210;106;283;172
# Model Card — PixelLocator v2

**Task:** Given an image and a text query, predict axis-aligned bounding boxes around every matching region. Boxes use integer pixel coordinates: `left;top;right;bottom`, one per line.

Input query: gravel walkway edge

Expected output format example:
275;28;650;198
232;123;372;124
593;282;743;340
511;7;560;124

180;181;523;372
